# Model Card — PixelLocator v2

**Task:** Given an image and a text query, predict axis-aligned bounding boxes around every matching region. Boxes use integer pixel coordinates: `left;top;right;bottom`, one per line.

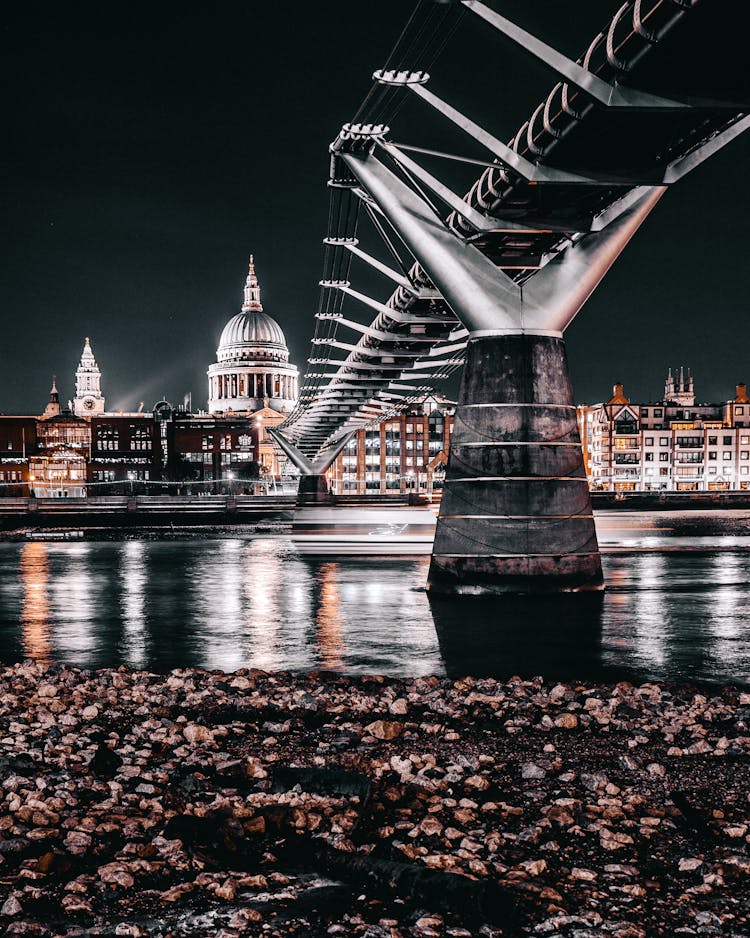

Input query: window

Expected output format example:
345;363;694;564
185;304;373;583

724;436;733;446
709;452;717;461
645;437;654;446
660;438;669;446
654;409;663;417
659;453;669;462
659;468;669;476
641;408;649;417
645;453;654;462
708;436;718;446
723;452;732;461
737;407;745;415
201;435;213;451
742;452;749;460
742;467;749;476
96;426;119;451
742;436;750;445
130;426;151;451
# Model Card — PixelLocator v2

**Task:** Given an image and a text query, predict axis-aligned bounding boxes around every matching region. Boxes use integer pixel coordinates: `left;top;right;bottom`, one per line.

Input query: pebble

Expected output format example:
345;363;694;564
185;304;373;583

0;662;746;937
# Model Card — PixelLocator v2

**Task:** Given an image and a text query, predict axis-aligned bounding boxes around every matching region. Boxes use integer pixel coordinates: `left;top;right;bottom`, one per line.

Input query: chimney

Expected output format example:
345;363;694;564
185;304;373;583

609;383;628;405
735;383;749;404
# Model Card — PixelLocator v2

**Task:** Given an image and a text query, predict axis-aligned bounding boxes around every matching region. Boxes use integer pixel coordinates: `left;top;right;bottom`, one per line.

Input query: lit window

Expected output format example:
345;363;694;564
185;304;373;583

660;438;669;446
723;452;732;460
644;437;654;446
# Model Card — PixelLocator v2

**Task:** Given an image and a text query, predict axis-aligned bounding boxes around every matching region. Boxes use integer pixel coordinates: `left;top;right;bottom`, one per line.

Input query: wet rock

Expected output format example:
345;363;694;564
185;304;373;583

183;723;214;744
364;720;403;741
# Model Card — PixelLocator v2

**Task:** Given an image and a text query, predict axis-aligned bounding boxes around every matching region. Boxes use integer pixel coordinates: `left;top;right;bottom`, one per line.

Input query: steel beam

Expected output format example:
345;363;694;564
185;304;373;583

462;0;693;111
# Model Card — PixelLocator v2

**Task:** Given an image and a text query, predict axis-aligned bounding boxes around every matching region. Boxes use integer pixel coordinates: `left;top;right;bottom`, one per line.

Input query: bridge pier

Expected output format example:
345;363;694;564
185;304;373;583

297;473;331;505
340;147;663;594
428;333;601;594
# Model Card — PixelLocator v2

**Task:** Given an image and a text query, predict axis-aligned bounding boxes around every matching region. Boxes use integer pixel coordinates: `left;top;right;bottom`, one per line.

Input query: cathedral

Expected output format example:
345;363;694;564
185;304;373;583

207;257;298;414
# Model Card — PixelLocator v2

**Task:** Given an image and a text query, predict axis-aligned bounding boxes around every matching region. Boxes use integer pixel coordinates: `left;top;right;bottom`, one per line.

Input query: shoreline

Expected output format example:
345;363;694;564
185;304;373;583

1;662;749;936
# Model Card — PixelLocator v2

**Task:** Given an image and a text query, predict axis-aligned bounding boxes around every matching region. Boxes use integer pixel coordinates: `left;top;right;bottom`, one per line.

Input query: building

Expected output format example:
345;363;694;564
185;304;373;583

207;257;298;415
88;414;160;487
330;396;453;496
32;409;90;497
579;371;750;492
72;338;105;415
0;417;37;495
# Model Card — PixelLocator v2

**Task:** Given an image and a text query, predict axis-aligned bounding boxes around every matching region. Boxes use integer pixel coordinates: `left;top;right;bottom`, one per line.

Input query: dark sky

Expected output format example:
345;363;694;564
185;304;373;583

2;1;748;415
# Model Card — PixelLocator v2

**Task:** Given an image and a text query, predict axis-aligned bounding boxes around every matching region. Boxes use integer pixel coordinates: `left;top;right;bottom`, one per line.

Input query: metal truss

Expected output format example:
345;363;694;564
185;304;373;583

277;0;748;462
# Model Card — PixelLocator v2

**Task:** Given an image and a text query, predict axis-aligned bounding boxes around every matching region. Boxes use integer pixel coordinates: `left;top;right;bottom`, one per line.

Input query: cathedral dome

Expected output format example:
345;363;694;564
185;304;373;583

215;257;289;363
207;256;299;415
218;310;287;355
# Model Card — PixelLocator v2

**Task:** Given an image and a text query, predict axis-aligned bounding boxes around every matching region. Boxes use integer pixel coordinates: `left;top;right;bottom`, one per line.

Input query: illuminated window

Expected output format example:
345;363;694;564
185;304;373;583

723;452;732;461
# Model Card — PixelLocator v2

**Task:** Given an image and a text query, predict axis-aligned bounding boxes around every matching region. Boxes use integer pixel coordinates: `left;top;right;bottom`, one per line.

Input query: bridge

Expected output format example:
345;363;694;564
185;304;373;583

272;0;748;594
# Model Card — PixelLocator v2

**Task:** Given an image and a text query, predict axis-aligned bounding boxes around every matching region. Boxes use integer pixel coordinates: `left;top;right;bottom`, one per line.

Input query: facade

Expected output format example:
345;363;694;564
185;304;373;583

330;397;453;496
0;417;37;495
579;372;750;492
207;258;298;415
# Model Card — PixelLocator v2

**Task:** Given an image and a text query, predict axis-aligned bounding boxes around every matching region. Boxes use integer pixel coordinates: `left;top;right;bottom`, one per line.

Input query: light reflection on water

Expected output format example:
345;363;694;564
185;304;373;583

1;522;749;686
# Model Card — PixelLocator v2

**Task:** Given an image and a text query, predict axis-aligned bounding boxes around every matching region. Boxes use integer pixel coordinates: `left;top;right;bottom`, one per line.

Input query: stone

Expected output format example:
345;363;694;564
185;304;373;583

554;713;579;729
678;858;703;872
521;763;546;780
183;724;214;744
364;720;403;741
1;894;23;916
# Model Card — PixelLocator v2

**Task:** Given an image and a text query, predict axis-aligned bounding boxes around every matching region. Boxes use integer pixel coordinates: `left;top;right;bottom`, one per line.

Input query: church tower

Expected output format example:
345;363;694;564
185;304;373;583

72;337;105;415
42;375;62;419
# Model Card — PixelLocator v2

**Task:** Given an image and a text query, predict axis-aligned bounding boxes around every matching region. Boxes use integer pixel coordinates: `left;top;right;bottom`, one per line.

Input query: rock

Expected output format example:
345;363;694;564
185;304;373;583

99;864;135;888
229;909;263;926
364;720;403;740
1;894;23;916
183;723;214;744
678;857;703;872
571;867;598;881
521;763;546;780
389;698;409;715
82;705;99;720
554;712;578;729
64;830;92;854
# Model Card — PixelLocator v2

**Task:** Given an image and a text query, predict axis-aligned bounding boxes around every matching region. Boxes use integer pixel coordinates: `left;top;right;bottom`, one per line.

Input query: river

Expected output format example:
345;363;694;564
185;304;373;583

0;510;749;685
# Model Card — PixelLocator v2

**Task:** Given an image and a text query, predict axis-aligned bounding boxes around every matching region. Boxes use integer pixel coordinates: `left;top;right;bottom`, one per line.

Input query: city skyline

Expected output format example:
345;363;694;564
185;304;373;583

3;1;749;414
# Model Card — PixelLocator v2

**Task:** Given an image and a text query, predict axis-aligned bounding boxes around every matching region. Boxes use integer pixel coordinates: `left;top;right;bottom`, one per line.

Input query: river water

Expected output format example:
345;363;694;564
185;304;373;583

0;511;749;686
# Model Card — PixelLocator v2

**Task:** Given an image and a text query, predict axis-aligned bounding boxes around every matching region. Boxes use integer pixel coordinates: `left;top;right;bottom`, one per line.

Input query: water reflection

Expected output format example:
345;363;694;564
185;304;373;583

20;542;52;663
120;540;147;669
313;563;344;671
1;530;750;685
429;592;605;680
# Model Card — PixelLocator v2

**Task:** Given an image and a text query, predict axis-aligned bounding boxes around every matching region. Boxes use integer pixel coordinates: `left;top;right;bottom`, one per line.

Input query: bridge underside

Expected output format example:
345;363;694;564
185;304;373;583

277;0;748;594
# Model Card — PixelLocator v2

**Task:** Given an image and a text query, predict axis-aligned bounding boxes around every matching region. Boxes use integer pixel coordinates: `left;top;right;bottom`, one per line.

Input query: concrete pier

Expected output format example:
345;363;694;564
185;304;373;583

428;333;603;594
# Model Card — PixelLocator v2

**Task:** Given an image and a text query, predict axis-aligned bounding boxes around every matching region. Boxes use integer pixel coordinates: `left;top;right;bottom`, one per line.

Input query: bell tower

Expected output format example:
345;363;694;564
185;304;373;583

72;337;105;415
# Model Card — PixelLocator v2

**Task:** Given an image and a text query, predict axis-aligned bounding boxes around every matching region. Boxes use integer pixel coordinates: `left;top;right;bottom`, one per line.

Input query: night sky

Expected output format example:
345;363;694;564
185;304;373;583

2;1;748;415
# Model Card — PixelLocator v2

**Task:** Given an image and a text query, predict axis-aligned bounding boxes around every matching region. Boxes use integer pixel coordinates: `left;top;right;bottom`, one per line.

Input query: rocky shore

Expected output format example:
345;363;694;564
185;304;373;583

1;662;749;937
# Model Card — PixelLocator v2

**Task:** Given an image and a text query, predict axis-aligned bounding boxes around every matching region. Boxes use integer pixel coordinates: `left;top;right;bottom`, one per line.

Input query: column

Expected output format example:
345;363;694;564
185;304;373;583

427;334;602;595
